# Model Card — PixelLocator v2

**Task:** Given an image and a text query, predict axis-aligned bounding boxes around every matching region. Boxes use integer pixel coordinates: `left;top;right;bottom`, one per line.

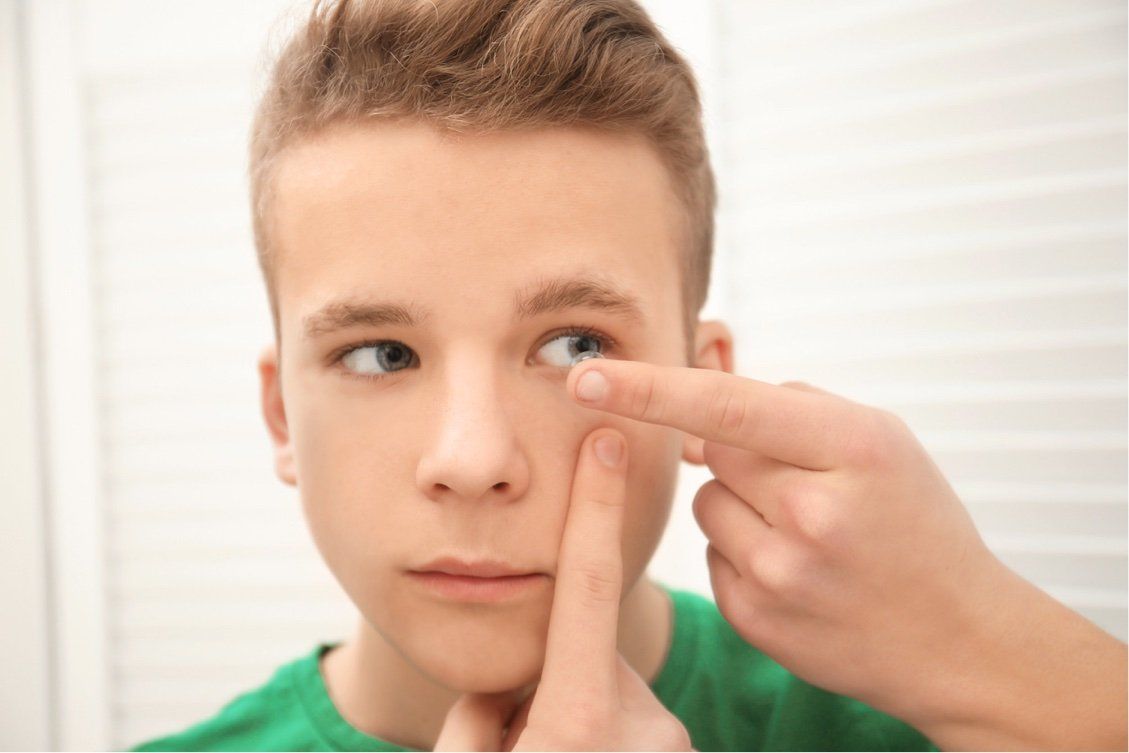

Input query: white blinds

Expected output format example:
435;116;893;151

714;0;1127;638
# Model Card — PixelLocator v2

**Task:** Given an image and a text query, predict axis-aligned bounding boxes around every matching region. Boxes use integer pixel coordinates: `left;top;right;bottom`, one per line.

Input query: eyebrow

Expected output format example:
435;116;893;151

302;274;647;339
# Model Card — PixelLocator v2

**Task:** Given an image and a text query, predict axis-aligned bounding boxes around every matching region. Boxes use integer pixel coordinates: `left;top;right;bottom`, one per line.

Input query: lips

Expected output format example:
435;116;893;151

411;555;543;578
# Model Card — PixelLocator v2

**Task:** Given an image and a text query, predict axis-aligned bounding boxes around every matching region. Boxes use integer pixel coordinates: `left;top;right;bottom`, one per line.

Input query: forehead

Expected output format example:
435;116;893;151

269;120;685;330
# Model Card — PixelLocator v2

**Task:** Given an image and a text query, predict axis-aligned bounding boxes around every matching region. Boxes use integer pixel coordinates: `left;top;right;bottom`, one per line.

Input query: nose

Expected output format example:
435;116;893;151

415;360;530;504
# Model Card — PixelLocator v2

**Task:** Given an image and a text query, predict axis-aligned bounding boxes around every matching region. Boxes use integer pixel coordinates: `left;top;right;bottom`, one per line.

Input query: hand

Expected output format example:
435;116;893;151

561;359;1034;741
565;360;1129;750
435;428;694;751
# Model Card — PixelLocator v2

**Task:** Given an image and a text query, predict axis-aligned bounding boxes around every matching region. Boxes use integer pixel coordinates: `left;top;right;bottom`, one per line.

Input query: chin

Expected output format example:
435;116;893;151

400;606;550;693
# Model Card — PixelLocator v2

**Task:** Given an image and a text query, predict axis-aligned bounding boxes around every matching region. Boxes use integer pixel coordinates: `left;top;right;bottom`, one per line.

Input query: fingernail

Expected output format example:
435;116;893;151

575;369;608;403
594;435;622;468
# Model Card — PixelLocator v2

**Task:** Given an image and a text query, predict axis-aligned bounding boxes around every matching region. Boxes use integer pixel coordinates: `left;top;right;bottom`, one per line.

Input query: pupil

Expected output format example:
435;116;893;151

381;344;406;368
573;335;599;355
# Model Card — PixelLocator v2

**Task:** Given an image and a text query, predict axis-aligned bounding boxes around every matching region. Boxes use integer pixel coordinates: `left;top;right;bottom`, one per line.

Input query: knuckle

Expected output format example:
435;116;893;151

780;481;840;545
708;386;747;440
630;371;663;424
779;379;813;391
576;563;622;605
588;490;624;510
691;479;720;526
747;543;800;595
712;579;747;629
712;578;761;639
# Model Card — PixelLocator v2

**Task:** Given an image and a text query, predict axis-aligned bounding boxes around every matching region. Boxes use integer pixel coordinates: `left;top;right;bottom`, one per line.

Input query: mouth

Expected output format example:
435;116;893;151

407;556;550;602
412;556;545;578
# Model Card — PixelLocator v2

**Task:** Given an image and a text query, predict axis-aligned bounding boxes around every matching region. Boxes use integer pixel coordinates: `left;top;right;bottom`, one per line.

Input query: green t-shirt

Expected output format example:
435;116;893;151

128;584;939;751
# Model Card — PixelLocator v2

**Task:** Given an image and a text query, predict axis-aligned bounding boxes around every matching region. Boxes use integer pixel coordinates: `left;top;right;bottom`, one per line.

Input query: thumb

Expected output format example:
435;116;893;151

434;692;522;751
499;690;536;751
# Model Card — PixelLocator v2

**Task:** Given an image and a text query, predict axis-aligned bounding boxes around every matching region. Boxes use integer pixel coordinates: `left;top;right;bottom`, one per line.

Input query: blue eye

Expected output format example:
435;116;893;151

333;326;616;382
340;341;417;378
536;327;612;368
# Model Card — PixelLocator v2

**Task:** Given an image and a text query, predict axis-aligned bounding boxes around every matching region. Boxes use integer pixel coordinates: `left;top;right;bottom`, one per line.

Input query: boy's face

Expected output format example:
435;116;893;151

259;119;730;692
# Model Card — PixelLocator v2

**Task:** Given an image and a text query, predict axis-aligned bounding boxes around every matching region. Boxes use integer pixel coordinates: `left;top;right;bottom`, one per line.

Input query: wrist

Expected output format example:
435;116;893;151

897;560;1128;750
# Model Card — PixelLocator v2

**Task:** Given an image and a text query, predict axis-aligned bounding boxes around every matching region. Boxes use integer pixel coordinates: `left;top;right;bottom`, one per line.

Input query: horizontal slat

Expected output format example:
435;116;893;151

109;480;289;516
985;533;1127;556
994;549;1127;591
745;61;1124;136
750;7;1125;89
916;430;1125;452
115;598;353;634
735;85;1124;164
109;513;309;551
114;555;335;592
731;0;1107;48
744;168;1125;227
749;220;1125;270
757;135;1127;202
928;446;1125;486
843;379;1126;405
100;280;265;330
92;175;247;215
750;326;1126;363
952;481;1125;504
758;273;1125;318
95;206;249;239
898;396;1126;434
93;245;255;281
89;77;253;129
744;350;1126;389
968;499;1126;538
752;116;1126;181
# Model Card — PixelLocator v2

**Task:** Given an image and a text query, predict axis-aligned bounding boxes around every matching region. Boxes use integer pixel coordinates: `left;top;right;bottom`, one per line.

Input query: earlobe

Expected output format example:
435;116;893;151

680;320;735;466
258;342;298;486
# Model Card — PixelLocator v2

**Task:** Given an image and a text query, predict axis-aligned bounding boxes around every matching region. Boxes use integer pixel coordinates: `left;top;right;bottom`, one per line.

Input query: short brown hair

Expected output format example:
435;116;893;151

249;0;716;360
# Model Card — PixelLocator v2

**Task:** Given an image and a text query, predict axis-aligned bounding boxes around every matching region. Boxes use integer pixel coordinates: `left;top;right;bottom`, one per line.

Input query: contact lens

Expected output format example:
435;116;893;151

569;350;605;366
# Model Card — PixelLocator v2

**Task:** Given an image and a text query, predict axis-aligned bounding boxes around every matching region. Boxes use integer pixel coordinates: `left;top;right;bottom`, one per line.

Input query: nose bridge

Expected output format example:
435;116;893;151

416;346;527;502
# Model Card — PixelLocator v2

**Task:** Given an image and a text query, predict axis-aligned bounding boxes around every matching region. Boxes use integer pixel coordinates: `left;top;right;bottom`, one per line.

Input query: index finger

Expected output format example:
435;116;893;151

539;427;628;707
567;360;856;470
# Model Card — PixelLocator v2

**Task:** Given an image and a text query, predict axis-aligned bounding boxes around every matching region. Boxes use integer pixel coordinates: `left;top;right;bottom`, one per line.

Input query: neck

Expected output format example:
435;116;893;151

319;574;673;750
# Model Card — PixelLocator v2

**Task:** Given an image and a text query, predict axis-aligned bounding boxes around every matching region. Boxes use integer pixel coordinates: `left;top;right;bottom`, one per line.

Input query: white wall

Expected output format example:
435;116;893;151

0;1;53;749
3;0;1125;750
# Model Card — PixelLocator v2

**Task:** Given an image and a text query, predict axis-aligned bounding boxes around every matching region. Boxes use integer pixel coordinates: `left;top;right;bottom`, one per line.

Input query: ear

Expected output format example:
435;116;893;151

258;342;298;486
681;320;736;466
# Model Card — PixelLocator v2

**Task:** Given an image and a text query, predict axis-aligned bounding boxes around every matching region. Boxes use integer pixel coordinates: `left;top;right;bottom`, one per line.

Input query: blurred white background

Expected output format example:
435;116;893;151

1;0;1125;750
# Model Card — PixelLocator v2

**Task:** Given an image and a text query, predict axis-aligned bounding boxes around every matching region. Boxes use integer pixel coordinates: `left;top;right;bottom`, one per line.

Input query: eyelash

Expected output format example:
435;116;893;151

330;325;618;383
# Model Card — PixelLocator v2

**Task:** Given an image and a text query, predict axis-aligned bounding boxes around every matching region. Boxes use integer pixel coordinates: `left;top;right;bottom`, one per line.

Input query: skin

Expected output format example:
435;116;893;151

257;119;734;750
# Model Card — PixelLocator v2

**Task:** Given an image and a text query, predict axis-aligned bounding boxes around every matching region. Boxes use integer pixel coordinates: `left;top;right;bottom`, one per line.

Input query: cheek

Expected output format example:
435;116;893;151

287;397;414;584
620;426;683;577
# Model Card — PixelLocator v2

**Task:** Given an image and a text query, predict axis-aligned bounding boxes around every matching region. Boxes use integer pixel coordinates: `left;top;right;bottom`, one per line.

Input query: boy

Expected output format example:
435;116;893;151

130;0;1127;750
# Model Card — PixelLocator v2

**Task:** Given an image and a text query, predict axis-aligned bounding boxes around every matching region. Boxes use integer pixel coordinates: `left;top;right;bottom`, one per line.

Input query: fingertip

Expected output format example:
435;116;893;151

571;361;609;403
592;430;624;469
